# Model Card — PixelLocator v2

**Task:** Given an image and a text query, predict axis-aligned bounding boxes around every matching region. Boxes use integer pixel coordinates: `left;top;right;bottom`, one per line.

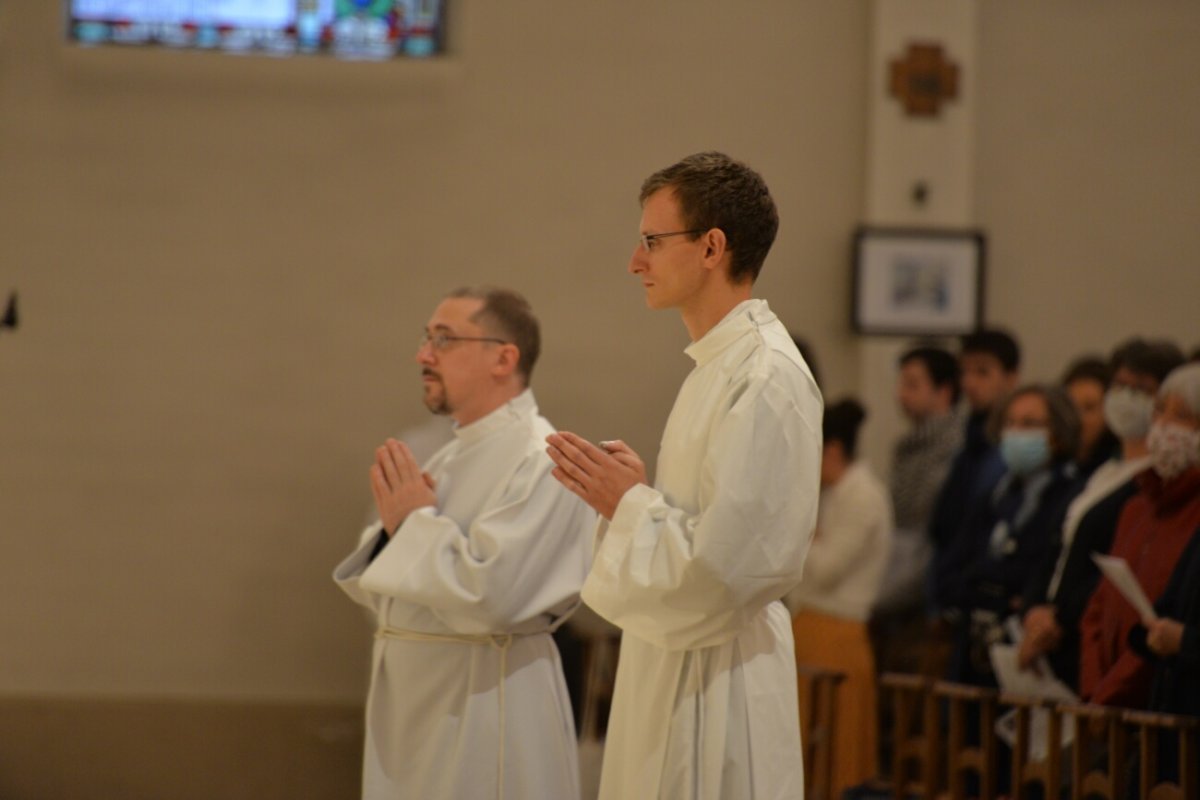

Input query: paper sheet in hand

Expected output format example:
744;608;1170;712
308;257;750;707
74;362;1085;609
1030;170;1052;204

1092;554;1158;623
989;644;1078;760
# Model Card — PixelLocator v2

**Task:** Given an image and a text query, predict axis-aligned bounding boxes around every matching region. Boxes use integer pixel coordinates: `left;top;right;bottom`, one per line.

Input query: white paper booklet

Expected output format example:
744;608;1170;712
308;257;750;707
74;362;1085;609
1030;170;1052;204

1092;553;1158;623
989;643;1078;760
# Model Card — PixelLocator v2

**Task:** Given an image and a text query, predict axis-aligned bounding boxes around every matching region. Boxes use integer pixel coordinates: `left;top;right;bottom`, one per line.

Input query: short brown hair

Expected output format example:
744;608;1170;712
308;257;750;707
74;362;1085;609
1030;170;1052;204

639;152;779;284
447;286;541;385
1110;338;1185;386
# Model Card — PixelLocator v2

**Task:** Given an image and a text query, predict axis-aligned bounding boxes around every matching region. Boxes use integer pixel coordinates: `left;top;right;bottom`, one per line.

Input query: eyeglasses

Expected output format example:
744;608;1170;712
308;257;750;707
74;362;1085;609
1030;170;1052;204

638;229;705;252
418;331;509;352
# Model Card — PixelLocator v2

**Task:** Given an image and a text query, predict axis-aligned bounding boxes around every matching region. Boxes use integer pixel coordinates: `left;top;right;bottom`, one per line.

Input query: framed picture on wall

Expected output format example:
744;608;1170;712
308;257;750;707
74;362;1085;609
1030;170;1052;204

851;226;985;336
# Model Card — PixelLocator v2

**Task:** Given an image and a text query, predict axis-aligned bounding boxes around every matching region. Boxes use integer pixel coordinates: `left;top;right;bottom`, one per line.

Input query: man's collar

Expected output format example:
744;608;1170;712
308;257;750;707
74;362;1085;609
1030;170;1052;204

453;388;536;443
683;299;772;366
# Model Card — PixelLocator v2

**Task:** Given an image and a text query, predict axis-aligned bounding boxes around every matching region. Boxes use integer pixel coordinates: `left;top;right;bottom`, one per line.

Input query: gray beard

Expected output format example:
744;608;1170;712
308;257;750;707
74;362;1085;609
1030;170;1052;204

423;384;451;416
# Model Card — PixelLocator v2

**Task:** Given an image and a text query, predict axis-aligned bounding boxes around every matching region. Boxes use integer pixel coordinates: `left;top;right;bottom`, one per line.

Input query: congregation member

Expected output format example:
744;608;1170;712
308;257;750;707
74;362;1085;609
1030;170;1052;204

936;384;1081;687
928;329;1021;556
787;398;892;798
546;152;822;799
334;287;595;800
926;330;1021;674
1081;362;1200;708
1060;355;1119;478
1129;524;1200;718
873;345;962;675
1019;339;1185;685
1128;525;1200;786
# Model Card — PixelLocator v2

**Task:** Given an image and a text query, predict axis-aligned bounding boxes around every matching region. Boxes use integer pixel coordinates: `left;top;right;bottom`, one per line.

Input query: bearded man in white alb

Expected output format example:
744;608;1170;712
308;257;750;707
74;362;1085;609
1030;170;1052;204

547;152;823;799
335;286;595;800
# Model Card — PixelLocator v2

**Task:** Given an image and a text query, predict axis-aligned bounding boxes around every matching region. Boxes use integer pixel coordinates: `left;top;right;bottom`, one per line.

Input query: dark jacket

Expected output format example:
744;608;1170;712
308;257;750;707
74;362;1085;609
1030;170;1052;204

928;411;1007;553
1128;525;1200;718
937;460;1082;685
938;461;1080;620
1021;476;1139;689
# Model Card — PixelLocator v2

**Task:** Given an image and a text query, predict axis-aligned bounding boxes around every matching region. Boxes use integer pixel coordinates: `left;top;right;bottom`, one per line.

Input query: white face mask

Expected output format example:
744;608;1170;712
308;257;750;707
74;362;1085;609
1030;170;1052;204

1103;386;1156;440
1147;421;1200;480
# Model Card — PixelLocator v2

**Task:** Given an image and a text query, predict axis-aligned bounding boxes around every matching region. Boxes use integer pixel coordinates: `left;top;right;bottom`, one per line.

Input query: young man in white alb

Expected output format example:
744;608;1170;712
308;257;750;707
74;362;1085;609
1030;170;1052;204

547;152;823;799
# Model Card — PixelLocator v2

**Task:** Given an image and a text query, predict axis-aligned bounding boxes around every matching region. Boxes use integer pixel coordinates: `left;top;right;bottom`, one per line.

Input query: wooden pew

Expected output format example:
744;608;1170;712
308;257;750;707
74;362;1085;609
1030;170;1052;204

797;663;847;800
1000;692;1066;800
1058;703;1130;800
1122;709;1198;800
934;681;999;800
880;672;941;800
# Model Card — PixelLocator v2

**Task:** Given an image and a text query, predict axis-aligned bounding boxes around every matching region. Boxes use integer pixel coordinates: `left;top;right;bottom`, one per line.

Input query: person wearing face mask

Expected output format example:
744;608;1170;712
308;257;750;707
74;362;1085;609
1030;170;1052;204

1017;339;1185;686
1079;362;1200;709
935;385;1082;687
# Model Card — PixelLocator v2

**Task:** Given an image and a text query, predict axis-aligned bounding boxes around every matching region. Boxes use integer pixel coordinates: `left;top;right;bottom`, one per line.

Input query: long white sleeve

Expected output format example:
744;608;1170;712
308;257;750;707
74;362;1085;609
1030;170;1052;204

334;390;595;636
582;365;821;651
584;300;818;800
356;452;593;633
331;390;588;800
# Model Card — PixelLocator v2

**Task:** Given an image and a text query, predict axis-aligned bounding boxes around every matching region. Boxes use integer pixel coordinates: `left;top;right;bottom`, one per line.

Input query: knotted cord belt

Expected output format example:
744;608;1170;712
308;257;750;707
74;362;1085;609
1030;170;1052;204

375;626;522;800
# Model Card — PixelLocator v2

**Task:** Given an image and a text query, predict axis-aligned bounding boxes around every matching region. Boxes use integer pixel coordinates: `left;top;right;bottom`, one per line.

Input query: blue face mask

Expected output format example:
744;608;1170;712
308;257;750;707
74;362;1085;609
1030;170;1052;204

1000;429;1051;476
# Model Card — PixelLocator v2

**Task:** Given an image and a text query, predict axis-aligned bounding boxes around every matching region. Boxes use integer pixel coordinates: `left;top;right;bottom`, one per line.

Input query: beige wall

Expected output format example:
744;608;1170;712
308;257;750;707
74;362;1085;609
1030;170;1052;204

2;0;1199;708
973;0;1200;385
0;1;869;702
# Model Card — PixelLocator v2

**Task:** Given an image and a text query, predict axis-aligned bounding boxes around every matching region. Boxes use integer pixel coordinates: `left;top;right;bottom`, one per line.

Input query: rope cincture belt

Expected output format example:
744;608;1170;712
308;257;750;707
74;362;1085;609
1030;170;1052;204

374;626;523;800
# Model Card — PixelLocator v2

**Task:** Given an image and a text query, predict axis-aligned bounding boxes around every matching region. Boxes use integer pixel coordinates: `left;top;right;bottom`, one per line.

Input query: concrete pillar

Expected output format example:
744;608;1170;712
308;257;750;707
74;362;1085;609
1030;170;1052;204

858;0;978;478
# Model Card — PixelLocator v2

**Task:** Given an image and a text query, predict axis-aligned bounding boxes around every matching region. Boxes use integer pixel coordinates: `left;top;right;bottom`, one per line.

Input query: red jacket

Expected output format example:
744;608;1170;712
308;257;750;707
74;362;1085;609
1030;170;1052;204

1079;467;1200;708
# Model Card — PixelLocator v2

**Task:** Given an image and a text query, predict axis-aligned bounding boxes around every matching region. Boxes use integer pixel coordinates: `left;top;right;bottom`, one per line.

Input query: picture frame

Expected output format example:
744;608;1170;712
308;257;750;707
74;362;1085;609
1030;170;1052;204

851;226;986;336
